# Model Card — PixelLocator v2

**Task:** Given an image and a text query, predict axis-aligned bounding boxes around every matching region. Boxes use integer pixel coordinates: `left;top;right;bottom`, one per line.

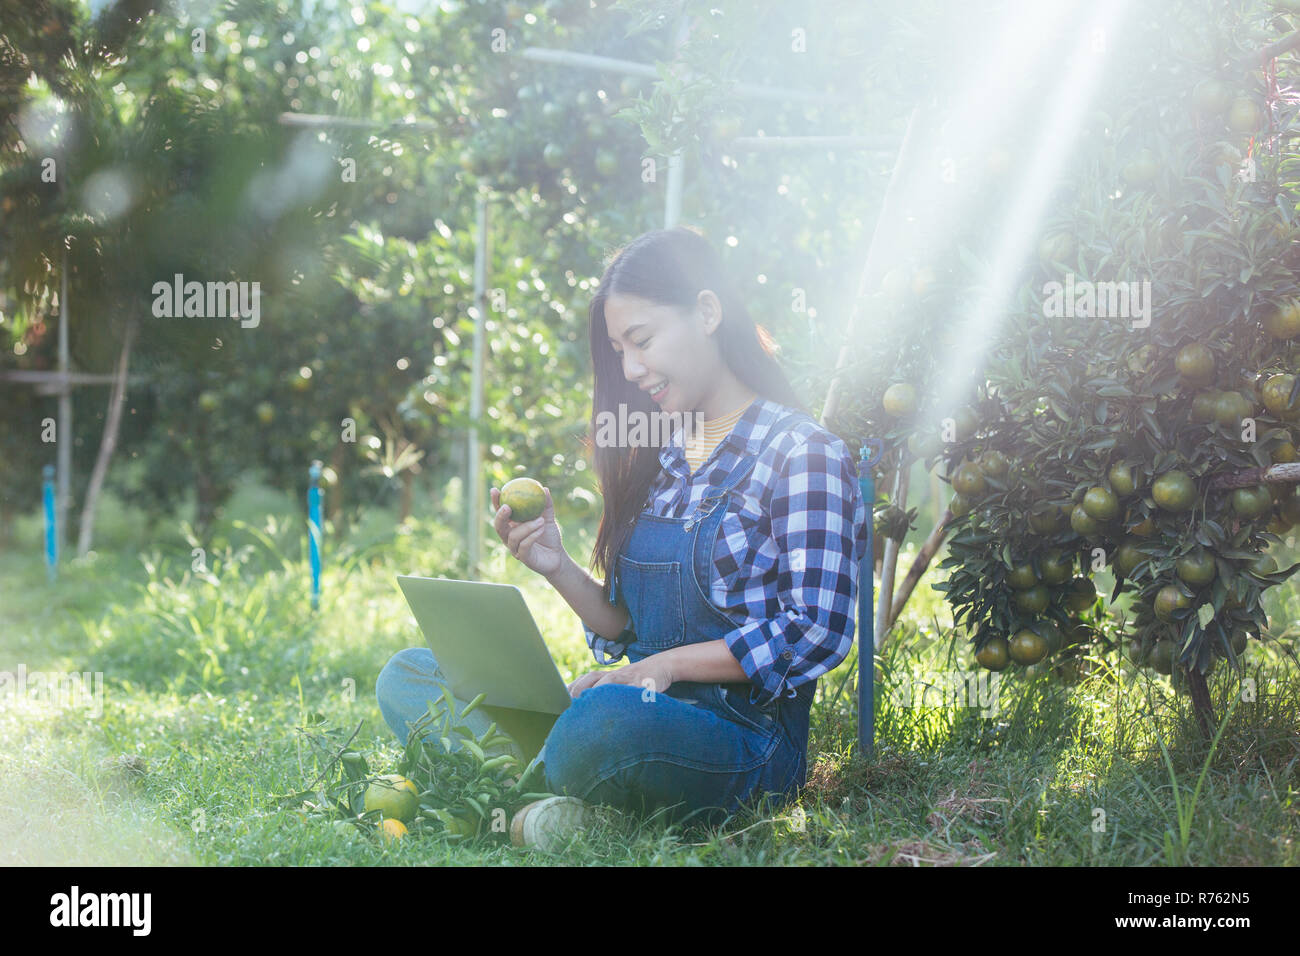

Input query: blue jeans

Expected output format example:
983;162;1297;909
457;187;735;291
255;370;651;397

376;647;807;828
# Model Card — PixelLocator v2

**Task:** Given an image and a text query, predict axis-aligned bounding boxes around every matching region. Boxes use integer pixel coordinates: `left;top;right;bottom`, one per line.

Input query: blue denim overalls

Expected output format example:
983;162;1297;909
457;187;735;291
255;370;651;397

608;408;816;792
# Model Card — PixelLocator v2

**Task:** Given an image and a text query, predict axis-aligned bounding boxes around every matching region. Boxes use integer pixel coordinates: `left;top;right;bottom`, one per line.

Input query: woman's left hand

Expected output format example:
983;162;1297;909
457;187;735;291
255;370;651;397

570;655;676;699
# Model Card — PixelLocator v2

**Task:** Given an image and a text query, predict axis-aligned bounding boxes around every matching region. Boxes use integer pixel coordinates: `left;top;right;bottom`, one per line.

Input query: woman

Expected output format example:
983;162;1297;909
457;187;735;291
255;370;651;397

377;225;868;842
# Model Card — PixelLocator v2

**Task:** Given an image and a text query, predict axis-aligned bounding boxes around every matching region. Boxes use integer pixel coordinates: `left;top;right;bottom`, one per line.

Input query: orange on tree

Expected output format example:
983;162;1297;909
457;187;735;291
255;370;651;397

978;449;1010;477
1191;77;1232;116
1039;551;1073;585
1227;95;1263;132
1175;548;1217;586
1006;561;1039;589
1070;503;1102;536
852;3;1300;722
1082;486;1120;522
1175;343;1216;385
1154;585;1193;621
1231;485;1272;519
1009;629;1049;665
882;383;918;417
1014;585;1050;614
1261;373;1298;418
1123;147;1158;185
1262;299;1300;340
1190;391;1218;422
1029;506;1065;533
1064;577;1097;613
1211;390;1252;427
1152;470;1196;511
975;635;1010;671
951;461;986;497
1107;463;1137;497
1114;541;1145;577
1148;639;1175;675
1028;618;1065;653
1127;638;1149;666
908;430;943;459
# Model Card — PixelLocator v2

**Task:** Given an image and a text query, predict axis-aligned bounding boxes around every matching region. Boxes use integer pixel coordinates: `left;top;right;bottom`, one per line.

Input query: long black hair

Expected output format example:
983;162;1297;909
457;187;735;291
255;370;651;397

585;225;810;598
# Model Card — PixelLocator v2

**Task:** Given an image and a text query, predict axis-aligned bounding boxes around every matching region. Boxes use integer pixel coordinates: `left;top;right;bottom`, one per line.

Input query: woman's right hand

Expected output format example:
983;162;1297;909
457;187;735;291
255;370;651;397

491;485;565;578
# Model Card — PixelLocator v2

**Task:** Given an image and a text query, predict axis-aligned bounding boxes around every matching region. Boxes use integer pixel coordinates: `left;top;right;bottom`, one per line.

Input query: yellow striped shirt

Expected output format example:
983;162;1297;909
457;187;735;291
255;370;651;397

684;398;756;474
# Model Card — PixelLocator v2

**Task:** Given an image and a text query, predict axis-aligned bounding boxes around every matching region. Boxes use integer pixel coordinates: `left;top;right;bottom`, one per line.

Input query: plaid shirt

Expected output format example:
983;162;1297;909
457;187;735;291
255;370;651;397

585;397;870;709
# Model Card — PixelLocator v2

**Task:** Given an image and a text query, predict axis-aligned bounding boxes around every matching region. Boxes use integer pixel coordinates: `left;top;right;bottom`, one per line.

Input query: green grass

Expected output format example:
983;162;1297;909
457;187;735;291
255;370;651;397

1;490;1298;865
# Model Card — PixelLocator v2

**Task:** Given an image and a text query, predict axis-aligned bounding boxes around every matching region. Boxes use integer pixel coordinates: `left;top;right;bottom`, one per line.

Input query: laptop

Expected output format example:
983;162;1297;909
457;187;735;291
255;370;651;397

395;575;573;763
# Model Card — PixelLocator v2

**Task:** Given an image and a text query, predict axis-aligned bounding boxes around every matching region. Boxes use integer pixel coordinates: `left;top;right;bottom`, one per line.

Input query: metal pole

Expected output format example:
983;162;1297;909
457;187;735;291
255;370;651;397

57;245;70;551
730;135;900;151
467;190;489;579
662;15;691;230
664;150;684;228
875;464;910;649
308;460;322;611
42;464;57;581
857;440;883;761
515;47;842;104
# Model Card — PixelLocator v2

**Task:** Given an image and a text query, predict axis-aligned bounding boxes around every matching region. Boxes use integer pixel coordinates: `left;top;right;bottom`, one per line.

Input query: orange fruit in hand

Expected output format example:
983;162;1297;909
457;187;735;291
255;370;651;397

500;477;547;523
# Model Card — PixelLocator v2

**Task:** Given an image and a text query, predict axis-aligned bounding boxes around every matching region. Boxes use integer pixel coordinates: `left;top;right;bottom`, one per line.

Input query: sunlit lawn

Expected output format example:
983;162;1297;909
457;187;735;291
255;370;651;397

2;482;1298;866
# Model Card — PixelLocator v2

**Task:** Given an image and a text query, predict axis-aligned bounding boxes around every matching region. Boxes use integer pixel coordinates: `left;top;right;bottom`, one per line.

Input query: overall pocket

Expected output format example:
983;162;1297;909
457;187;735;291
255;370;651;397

615;555;686;653
715;683;780;736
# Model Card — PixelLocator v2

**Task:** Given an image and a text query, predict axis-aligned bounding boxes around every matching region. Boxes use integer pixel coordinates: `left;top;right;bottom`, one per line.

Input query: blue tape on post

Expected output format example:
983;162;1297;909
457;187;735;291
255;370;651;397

858;439;883;761
43;464;57;582
308;461;322;612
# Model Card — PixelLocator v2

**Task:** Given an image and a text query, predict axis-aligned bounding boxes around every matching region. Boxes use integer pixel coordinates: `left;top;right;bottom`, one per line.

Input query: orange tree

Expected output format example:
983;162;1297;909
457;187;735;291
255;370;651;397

830;0;1300;734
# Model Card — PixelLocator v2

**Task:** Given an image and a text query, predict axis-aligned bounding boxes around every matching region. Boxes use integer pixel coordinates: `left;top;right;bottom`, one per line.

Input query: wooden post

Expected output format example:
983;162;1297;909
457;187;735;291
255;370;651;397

889;508;952;629
874;463;910;649
1208;461;1300;489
